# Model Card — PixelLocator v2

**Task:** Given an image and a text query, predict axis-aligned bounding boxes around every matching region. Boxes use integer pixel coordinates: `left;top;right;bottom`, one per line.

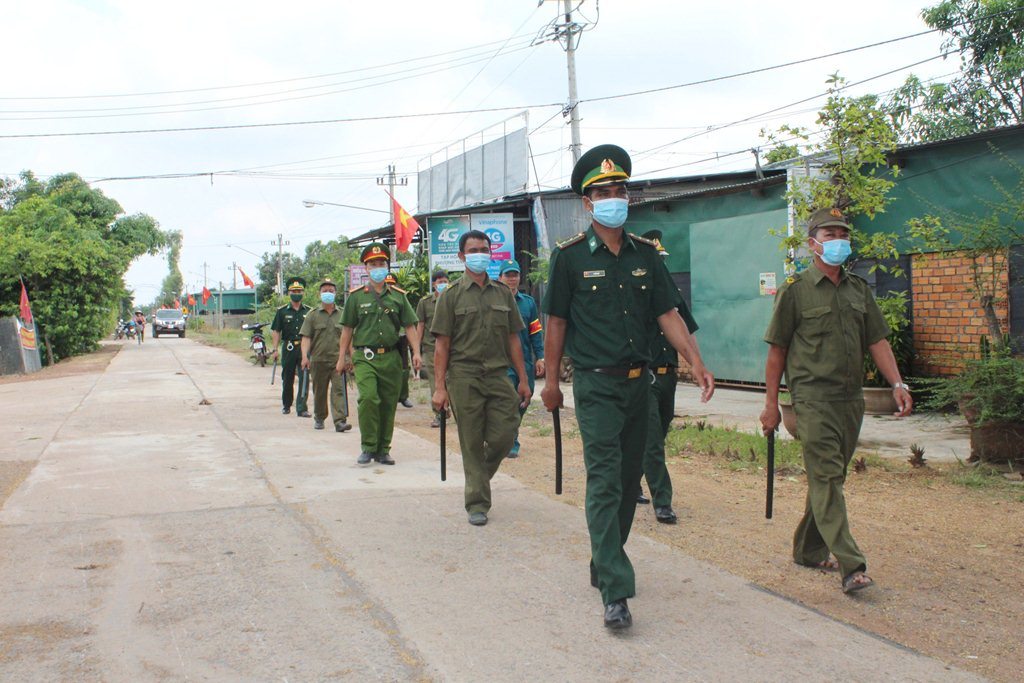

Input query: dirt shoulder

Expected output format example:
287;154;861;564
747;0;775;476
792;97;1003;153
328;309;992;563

394;382;1023;683
0;342;120;386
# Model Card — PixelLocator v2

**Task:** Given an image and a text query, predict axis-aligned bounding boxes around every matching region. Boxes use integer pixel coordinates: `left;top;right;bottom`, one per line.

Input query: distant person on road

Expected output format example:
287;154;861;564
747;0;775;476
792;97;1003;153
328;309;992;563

272;277;312;417
133;310;146;344
300;278;351;433
416;269;449;428
496;259;544;458
338;244;420;466
540;144;714;630
431;230;531;527
760;207;913;595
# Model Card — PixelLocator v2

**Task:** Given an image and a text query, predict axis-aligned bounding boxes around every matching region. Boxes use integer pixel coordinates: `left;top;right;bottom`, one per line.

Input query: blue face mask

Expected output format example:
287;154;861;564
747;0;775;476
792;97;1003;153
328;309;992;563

590;197;629;229
813;238;852;266
320;291;336;304
435;282;448;294
369;267;388;283
464;252;491;274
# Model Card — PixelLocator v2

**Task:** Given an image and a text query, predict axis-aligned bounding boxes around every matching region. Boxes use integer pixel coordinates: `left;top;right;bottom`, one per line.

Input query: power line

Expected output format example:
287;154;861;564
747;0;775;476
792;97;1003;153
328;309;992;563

0;33;539;101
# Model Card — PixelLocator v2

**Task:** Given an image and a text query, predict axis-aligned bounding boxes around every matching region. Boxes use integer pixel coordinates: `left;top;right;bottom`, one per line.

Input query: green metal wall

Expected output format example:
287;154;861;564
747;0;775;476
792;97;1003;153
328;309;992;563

690;209;789;383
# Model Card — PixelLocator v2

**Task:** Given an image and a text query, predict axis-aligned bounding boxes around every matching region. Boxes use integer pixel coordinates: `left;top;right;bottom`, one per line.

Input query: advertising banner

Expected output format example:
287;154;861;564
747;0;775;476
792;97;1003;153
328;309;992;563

347;264;370;292
428;213;515;280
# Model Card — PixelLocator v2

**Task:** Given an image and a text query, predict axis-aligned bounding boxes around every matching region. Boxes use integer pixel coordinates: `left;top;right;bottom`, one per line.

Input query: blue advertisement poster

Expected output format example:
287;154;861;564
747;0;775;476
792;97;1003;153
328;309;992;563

428;213;515;280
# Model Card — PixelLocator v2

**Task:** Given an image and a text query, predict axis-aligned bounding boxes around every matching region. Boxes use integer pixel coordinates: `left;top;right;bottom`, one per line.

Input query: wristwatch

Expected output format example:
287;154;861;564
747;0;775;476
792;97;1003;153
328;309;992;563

892;382;910;391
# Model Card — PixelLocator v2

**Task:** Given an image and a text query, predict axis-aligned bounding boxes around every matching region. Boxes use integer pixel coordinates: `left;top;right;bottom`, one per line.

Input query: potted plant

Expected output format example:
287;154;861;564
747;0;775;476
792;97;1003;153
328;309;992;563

921;349;1024;464
862;290;913;414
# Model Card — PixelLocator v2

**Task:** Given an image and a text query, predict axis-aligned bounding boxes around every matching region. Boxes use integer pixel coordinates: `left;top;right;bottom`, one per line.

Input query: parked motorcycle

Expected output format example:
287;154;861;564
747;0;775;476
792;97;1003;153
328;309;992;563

243;322;269;367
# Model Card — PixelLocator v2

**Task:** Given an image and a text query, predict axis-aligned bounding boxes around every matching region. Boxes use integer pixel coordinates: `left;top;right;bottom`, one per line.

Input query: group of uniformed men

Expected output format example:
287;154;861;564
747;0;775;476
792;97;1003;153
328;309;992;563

268;143;913;631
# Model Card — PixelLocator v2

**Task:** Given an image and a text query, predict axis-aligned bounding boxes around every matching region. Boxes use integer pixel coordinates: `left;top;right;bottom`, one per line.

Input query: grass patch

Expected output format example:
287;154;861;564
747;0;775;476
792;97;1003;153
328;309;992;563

666;421;805;474
190;328;254;358
947;462;1024;495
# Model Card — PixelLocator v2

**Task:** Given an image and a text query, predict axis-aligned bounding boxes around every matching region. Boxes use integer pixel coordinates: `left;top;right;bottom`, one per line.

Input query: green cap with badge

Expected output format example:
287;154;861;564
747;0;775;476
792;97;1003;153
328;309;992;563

498;259;521;275
807;207;851;234
571;144;632;195
286;276;307;292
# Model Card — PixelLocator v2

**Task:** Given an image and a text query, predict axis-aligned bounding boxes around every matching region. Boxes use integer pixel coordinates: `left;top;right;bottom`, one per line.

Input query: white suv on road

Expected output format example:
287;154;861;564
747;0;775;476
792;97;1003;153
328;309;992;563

153;309;186;338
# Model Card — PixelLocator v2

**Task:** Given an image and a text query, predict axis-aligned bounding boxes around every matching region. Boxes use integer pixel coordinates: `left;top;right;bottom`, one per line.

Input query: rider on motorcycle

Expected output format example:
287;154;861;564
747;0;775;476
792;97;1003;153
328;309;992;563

133;310;146;343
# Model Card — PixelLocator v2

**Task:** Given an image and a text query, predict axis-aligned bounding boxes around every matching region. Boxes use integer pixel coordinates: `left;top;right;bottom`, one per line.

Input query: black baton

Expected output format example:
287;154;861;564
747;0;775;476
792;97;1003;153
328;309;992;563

298;367;309;401
270;357;278;385
553;407;563;495
766;430;775;519
439;410;447;482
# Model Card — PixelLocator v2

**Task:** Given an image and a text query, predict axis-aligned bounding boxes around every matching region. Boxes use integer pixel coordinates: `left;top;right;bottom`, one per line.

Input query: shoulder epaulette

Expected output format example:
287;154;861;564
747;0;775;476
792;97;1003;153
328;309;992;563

556;232;586;249
277;303;289;311
349;285;365;293
847;270;868;284
629;233;658;248
390;285;407;294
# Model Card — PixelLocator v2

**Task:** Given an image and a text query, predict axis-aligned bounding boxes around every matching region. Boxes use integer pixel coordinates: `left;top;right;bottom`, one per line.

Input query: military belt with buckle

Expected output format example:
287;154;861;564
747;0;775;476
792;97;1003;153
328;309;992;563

357;345;392;360
653;365;673;375
585;362;647;379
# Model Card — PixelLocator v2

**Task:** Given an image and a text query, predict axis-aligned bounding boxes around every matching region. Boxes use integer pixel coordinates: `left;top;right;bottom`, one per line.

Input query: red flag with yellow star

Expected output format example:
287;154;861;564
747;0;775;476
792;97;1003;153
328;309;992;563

238;267;255;288
388;192;420;253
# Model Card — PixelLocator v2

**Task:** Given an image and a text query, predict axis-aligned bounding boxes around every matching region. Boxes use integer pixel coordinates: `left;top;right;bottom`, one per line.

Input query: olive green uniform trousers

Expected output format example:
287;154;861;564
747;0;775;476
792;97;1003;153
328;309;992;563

280;342;308;414
448;370;520;514
792;398;868;578
310;361;347;426
573;370;649;606
641;370;676;507
354;350;402;456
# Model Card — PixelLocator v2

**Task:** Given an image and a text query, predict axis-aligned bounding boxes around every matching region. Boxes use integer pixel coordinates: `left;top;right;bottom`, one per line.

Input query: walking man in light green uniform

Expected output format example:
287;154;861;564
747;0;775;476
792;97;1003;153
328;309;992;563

541;144;714;630
300;278;352;433
431;230;531;527
338;243;420;465
271;276;312;417
416;270;449;428
760;207;912;594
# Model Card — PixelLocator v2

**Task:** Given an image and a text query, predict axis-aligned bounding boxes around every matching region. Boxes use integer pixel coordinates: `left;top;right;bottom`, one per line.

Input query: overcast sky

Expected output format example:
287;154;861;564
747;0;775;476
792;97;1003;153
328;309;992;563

4;0;952;303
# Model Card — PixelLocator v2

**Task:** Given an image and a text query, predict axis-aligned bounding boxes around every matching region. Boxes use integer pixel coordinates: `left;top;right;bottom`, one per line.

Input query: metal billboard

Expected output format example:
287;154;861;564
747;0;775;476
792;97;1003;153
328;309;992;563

417;113;529;214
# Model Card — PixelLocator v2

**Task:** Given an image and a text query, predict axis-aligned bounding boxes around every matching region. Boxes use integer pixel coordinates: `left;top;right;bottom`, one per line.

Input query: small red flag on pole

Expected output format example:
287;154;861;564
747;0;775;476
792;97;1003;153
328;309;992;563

388;192;420;253
188;293;196;306
238;267;255;288
19;279;34;326
202;286;212;304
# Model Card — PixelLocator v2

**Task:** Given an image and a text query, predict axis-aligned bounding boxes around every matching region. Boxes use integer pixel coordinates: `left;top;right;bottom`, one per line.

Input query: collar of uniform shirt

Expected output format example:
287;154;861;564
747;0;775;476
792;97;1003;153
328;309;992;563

807;263;851;285
586;226;638;255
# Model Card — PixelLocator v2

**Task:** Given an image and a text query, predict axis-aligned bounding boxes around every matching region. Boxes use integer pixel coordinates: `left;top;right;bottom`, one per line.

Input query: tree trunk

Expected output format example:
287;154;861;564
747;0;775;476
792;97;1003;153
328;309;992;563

43;334;54;366
980;295;1005;351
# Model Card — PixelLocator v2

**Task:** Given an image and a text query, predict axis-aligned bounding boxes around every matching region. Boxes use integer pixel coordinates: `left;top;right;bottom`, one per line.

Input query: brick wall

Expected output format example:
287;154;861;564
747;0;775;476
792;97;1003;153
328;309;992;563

911;250;1009;376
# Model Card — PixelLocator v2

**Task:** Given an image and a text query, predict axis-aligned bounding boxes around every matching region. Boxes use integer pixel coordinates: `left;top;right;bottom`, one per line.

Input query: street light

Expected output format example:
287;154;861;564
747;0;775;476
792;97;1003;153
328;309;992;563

302;199;389;214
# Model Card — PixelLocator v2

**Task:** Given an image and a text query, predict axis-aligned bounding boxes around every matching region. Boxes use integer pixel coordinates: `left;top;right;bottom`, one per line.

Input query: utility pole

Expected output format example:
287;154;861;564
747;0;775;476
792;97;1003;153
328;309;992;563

202;262;209;289
217;281;224;330
271;233;289;295
561;0;583;164
230;262;237;290
377;164;408;259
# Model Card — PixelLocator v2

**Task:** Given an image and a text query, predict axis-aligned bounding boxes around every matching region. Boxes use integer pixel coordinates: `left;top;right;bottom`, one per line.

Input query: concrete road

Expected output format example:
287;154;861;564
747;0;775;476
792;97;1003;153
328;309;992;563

1;339;981;681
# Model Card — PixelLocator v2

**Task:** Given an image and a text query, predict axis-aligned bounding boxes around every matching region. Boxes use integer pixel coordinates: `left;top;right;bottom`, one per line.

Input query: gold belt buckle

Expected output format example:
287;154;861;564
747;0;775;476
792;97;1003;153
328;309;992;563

627;367;642;379
657;367;668;375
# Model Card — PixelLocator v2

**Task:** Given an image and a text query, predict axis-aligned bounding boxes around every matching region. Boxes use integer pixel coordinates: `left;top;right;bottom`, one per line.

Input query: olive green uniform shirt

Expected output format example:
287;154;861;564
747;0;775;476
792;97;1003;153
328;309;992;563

542;227;681;368
415;294;440;357
299;305;343;362
340;284;417;348
271;303;310;341
430;275;525;379
764;266;889;401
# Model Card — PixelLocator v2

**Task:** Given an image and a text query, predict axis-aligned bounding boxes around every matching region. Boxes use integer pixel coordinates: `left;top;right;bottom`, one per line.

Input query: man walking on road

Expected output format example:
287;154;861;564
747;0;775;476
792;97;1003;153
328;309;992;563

338;243;420;465
540;144;714;630
431;230;531;527
760;207;912;595
271;277;312;417
497;259;544;458
300;278;352;433
416;269;449;428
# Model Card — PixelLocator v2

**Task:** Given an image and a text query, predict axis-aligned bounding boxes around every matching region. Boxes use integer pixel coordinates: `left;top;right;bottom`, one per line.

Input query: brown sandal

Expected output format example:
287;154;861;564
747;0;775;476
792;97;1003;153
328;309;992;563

842;571;874;594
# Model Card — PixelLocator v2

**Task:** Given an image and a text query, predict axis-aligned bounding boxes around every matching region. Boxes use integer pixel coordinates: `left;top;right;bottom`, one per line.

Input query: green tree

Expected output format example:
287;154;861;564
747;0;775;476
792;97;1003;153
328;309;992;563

884;0;1024;142
0;172;162;362
256;250;304;302
156;230;183;307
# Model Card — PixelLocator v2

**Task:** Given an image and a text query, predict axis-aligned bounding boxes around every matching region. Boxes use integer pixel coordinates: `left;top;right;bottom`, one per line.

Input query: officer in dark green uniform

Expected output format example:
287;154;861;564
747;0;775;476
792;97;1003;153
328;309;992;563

541;145;714;630
416;270;449;428
636;230;709;525
761;207;912;594
431;230;531;527
338;243;420;465
384;272;415;409
271;277;312;417
300;278;351;432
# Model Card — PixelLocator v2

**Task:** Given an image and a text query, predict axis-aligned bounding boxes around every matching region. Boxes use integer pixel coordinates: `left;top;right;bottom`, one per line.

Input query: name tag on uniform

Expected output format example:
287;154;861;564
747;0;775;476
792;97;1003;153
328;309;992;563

360;302;372;308
583;270;605;278
632;268;647;277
